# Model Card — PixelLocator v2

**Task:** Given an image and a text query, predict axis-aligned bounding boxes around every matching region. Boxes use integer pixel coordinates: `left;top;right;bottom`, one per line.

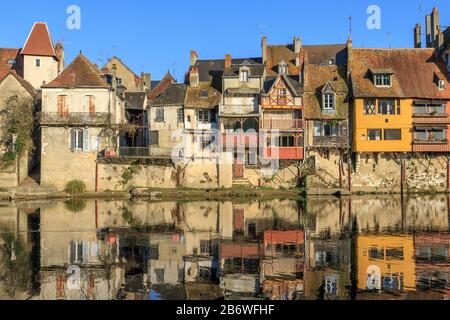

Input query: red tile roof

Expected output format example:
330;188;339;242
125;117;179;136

351;48;450;99
21;22;57;57
0;48;21;81
42;53;109;88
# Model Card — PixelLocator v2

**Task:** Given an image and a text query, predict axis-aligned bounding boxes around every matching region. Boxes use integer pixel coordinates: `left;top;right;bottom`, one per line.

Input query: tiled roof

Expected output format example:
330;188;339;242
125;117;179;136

0;71;37;99
150;83;187;107
351;48;450;99
0;48;21;81
262;74;303;96
266;43;347;76
124;92;147;109
304;65;349;120
148;72;174;101
185;82;221;109
42;53;109;88
21;22;57;57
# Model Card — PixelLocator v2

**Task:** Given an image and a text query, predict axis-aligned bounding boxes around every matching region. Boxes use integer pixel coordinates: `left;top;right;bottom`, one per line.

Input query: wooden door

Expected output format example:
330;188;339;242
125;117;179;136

233;153;244;179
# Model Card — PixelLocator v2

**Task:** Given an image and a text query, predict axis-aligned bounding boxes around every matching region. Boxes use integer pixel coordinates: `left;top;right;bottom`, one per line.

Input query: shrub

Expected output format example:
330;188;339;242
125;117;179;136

65;199;87;212
66;180;86;195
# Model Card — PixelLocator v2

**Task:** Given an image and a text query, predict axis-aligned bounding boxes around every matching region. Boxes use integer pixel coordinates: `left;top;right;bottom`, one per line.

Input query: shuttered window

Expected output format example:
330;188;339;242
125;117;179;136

70;128;90;151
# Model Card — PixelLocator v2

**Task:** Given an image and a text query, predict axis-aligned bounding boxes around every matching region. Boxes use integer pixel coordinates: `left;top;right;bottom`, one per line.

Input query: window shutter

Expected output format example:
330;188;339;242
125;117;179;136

83;129;89;152
70;130;76;150
82;241;89;264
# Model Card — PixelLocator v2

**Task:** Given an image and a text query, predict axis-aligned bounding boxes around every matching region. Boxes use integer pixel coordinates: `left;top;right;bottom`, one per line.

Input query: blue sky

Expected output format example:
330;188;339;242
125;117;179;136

1;0;448;81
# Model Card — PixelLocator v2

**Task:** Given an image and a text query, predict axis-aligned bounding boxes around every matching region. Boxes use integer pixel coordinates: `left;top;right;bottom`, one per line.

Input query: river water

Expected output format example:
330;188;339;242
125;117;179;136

0;195;449;300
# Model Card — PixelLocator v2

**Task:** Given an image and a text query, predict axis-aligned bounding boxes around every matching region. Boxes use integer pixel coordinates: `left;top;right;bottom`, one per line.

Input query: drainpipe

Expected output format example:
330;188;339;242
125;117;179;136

95;150;99;193
447;155;450;192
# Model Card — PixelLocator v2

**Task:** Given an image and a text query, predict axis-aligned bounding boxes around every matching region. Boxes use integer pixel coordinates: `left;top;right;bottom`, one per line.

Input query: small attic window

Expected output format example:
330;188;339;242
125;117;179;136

240;67;250;82
438;80;445;91
278;61;288;74
200;89;209;98
7;60;16;65
374;74;391;87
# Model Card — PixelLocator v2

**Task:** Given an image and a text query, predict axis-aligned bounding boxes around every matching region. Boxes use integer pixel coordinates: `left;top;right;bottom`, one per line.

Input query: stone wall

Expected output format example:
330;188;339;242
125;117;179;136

304;150;349;191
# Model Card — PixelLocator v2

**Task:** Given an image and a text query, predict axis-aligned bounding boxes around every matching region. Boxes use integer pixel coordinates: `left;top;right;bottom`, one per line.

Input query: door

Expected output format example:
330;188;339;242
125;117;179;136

233;153;244;179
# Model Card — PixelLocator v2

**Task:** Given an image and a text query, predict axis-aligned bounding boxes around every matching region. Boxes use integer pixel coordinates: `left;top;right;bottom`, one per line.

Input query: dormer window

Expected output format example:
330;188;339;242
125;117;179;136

438;80;445;91
323;93;335;111
374;73;391;87
200;89;209;98
240;67;250;82
278;61;288;74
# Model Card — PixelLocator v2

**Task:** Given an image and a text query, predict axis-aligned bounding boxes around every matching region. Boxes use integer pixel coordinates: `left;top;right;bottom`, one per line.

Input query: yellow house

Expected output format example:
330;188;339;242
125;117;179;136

357;235;416;292
351;48;450;153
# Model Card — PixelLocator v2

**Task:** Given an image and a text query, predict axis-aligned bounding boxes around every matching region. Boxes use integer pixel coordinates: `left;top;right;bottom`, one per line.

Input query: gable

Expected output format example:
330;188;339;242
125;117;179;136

0;73;36;106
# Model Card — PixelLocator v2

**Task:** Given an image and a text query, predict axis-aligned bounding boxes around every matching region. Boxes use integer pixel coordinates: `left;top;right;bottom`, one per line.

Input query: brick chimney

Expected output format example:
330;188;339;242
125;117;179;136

189;67;199;88
414;24;422;48
55;41;64;73
262;36;267;65
112;63;117;90
190;50;198;67
294;36;302;54
431;6;440;48
225;54;232;70
140;72;151;91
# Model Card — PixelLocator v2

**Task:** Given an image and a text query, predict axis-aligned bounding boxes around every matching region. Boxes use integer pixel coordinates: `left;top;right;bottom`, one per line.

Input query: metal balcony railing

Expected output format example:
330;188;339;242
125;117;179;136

41;112;111;125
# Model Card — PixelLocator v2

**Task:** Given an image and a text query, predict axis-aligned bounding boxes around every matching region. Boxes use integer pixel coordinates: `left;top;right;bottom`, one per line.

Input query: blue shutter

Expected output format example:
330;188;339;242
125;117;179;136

83;129;89;152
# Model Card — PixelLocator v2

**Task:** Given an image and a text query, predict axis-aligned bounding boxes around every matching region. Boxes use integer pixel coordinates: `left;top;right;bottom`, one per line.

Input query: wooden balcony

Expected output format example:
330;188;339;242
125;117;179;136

263;147;304;160
412;141;450;152
313;136;349;149
41;112;110;125
261;119;303;131
413;113;450;124
222;133;259;147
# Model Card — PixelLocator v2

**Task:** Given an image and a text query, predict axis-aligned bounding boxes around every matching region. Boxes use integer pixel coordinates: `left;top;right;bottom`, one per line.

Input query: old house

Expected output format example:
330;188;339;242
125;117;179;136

183;51;221;159
220;54;264;176
148;83;187;156
103;56;147;92
260;36;304;162
40;53;117;191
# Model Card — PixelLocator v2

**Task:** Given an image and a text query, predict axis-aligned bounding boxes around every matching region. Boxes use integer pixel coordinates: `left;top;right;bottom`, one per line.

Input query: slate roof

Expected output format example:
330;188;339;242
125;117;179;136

223;63;265;78
304;64;349;120
266;43;348;76
351;48;450;99
262;74;303;96
185;82;221;109
42;53;110;88
124;92;147;109
150;83;187;107
0;48;21;81
21;22;57;57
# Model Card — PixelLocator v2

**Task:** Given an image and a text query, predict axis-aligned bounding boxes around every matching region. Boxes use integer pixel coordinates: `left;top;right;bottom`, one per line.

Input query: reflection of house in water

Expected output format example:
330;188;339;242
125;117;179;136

413;233;450;300
261;230;305;300
357;235;416;296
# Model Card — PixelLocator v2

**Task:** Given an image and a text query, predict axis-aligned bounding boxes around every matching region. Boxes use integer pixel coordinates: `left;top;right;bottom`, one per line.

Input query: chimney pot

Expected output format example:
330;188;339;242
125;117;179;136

189;67;199;88
225;54;232;69
190;50;198;67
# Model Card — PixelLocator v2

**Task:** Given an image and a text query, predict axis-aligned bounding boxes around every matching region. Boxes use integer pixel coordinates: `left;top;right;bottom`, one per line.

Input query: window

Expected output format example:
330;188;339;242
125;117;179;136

69;241;87;265
386;248;404;260
278;136;296;147
240;69;249;82
35;59;41;67
57;95;68;117
323;93;335;111
177;108;184;123
155;108;165;122
374;74;391;87
369;248;385;260
314;121;340;137
378;99;396;115
363;99;376;115
83;95;95;114
439;80;445;91
70;129;89;151
279;63;287;74
367;129;382;141
7;59;16;65
198;109;210;123
200;241;211;254
414;129;446;142
200;89;209;98
384;129;402;141
116;78;122;85
155;269;165;284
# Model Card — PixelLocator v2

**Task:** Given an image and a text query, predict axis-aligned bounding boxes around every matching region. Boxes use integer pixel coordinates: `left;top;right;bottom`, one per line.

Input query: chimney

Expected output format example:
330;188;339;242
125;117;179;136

262;36;267;65
431;6;440;47
225;54;232;70
294;36;302;54
414;24;422;48
112;63;117;90
55;41;64;73
426;15;432;48
347;36;353;68
189;67;199;88
190;50;198;67
140;72;151;91
437;26;444;49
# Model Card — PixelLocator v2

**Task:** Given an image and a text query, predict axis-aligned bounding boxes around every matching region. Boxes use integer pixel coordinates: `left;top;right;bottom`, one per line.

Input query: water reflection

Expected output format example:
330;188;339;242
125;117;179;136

0;195;449;300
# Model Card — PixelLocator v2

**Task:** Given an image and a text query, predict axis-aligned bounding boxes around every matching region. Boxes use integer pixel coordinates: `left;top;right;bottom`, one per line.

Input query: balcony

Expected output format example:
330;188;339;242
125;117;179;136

263;147;304;160
261;119;303;131
41;112;110;125
413;113;450;124
220;104;260;117
412;141;450;152
313;136;349;148
222;133;259;147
